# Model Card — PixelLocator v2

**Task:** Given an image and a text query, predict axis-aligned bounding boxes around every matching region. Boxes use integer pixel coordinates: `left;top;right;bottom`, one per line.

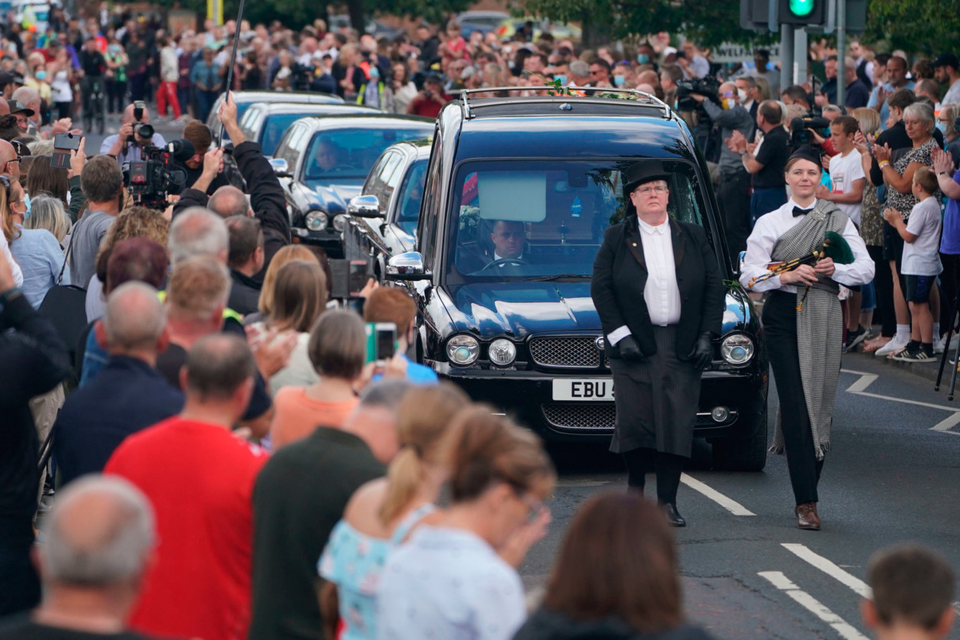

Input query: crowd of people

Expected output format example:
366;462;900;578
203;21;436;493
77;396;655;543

0;5;960;640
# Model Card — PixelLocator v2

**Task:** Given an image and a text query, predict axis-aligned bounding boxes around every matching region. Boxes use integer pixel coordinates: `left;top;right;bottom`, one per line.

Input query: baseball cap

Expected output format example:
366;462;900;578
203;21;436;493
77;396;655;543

8;101;34;117
10;73;24;86
933;53;960;70
10;139;30;158
0;71;12;90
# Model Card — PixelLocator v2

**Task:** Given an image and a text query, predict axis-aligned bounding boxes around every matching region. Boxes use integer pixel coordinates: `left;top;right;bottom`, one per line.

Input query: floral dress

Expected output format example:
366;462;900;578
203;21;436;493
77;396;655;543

318;503;435;640
886;139;938;222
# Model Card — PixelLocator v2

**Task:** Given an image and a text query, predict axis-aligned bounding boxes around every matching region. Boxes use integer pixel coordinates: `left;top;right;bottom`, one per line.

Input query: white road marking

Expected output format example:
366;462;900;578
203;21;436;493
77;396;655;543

759;571;870;640
680;473;756;516
841;369;960;436
782;543;872;598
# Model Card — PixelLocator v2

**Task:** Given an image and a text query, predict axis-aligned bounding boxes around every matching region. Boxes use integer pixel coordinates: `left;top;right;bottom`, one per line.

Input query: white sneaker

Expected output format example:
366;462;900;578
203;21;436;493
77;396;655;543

876;337;909;357
934;335;945;354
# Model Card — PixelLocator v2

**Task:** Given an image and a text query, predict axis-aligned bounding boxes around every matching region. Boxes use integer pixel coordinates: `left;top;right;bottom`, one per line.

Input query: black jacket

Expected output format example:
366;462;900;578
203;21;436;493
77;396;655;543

0;291;70;546
228;269;262;316
514;610;717;640
591;216;725;361
174;140;291;282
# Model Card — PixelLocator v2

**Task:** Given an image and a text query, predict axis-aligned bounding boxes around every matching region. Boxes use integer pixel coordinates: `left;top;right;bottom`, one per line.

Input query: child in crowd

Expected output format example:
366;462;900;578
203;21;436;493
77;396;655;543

819;115;867;350
862;544;955;640
883;167;943;361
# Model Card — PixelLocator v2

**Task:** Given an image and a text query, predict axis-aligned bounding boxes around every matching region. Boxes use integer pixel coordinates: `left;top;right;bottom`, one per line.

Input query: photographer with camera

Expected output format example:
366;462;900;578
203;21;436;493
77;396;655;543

173;92;290;281
407;75;450;118
101;101;167;163
691;83;755;260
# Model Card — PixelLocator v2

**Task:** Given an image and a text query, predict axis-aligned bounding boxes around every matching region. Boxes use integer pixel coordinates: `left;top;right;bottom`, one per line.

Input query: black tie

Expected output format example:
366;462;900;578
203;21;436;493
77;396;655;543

793;206;813;217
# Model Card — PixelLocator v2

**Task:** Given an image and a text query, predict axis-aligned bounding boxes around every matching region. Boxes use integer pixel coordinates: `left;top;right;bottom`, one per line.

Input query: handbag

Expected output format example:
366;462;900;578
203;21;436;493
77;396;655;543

37;244;88;362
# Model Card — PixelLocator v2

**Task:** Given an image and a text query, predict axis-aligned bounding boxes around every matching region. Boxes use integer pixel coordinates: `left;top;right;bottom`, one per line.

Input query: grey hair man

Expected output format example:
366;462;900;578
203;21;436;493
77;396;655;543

168;207;229;264
1;475;160;638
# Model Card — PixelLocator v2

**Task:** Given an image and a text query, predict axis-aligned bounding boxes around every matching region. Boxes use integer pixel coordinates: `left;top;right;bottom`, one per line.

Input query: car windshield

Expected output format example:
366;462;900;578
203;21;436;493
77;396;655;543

396;160;428;234
304;126;433;187
446;159;706;282
260;114;309;156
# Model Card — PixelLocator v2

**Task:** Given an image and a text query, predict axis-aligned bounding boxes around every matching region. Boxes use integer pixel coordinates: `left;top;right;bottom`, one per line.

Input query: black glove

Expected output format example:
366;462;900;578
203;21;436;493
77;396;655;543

688;333;714;370
617;335;643;362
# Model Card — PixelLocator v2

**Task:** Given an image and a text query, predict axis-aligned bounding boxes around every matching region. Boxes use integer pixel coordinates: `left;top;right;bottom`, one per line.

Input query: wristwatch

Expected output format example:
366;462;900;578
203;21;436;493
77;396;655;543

738;150;747;156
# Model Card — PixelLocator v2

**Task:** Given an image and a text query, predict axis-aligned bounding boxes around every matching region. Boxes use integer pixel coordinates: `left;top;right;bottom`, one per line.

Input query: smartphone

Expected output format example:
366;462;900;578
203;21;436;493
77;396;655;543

365;322;397;363
348;260;368;297
51;132;82;169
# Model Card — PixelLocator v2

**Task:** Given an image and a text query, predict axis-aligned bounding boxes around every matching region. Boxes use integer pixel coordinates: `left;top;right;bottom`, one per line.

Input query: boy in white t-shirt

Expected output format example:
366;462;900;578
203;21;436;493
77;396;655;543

883;167;943;361
818;115;867;349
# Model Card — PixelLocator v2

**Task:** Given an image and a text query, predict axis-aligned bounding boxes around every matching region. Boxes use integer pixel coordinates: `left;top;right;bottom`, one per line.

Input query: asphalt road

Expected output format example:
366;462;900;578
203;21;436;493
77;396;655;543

519;351;960;640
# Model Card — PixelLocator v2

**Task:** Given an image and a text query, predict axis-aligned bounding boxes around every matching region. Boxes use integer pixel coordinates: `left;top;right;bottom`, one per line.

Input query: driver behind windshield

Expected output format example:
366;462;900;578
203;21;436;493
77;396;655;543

491;220;526;261
315;138;341;172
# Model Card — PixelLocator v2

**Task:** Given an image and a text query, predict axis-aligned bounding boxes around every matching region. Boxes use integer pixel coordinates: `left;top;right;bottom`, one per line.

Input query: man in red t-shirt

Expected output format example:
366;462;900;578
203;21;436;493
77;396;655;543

105;334;269;640
406;76;450;119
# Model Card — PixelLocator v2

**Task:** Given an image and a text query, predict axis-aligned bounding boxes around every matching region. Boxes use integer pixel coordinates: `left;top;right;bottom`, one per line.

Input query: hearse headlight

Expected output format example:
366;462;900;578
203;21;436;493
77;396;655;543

488;339;517;366
447;335;480;365
332;213;348;232
305;211;328;231
721;334;754;365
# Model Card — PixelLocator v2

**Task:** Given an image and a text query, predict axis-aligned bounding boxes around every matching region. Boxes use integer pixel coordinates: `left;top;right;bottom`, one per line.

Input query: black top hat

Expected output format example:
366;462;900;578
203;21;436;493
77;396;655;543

622;160;670;198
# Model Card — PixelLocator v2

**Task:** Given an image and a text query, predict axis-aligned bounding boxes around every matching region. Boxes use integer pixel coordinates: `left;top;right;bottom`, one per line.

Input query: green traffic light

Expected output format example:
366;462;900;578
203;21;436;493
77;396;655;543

789;0;815;16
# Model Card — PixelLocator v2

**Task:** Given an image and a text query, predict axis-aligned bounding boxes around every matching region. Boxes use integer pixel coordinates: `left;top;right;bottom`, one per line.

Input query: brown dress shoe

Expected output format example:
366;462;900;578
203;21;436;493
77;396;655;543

796;502;821;530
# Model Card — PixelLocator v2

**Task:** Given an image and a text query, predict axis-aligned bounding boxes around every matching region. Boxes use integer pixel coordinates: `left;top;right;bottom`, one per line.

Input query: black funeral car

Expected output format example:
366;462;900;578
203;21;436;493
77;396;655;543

379;90;769;470
270;114;434;258
237;102;377;157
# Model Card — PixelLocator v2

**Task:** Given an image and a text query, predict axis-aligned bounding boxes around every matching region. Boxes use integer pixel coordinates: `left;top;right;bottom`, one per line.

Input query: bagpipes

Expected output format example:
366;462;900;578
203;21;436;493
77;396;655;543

747;230;855;309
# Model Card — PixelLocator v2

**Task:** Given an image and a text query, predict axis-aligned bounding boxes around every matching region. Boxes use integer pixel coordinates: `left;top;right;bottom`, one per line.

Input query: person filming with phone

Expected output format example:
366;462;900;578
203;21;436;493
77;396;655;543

363;286;439;385
101;101;166;163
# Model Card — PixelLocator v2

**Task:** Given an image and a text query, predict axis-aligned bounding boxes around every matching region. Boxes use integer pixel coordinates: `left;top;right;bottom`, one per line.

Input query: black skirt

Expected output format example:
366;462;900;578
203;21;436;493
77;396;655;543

609;325;701;457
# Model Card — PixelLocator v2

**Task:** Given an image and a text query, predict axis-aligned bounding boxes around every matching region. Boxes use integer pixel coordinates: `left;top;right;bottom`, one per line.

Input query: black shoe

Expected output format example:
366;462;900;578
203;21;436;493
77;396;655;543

663;503;686;527
844;327;868;352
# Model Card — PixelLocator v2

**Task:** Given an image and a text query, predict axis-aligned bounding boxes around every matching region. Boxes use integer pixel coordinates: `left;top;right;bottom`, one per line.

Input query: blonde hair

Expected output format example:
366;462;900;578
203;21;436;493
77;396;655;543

258;244;321;315
25;195;71;243
167;256;231;322
378;384;471;525
851;107;881;136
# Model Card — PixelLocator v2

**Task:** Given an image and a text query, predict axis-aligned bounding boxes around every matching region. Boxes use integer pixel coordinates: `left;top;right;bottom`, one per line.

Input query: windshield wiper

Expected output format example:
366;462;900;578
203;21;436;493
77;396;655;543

527;274;590;282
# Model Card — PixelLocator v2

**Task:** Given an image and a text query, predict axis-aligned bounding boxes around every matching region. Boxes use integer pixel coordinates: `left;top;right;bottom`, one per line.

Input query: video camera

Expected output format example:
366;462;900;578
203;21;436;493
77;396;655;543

122;139;194;209
132;100;154;140
789;116;831;149
675;76;721;112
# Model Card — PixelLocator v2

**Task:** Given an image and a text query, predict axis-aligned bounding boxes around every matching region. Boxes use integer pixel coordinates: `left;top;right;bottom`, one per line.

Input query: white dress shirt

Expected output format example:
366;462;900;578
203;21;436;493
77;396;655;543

608;217;682;345
739;199;875;295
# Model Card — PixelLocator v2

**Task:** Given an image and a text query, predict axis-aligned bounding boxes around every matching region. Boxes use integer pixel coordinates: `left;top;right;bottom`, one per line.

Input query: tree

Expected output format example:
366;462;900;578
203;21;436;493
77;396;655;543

864;0;960;57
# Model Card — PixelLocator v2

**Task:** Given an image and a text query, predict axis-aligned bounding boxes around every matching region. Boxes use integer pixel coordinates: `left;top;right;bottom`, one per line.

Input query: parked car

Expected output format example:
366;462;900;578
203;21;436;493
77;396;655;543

455;10;510;37
237;102;375;157
270;114;434;258
343;139;431;276
205;91;344;143
380;90;769;470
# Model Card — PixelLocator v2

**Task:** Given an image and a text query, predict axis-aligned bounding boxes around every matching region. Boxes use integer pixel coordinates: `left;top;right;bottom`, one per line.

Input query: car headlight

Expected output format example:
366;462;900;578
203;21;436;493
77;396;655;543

446;335;480;366
721;334;754;365
332;213;348;232
305;211;328;231
488;339;516;366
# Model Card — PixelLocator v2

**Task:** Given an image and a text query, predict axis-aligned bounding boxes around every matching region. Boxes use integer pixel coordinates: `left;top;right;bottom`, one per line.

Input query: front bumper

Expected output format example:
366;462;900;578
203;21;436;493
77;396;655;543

291;227;344;258
436;364;766;444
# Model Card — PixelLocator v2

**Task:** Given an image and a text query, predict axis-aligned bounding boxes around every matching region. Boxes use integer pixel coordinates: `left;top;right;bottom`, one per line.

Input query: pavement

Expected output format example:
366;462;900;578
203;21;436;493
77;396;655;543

519;349;960;640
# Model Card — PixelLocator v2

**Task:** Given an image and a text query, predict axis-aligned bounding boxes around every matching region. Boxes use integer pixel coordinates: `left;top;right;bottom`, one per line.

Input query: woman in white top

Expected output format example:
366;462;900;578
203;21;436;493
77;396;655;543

377;407;555;640
319;383;469;640
388;63;418;115
740;147;874;531
49;48;74;120
247;259;326;392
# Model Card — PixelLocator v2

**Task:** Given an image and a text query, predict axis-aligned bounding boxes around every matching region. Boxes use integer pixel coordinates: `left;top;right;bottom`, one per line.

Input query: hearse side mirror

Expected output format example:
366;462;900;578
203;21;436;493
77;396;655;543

385;252;432;282
347;195;383;218
269;158;291;177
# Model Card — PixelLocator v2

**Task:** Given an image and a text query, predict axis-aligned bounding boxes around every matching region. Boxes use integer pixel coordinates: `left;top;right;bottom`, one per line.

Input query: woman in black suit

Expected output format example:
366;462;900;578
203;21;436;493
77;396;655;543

591;161;725;526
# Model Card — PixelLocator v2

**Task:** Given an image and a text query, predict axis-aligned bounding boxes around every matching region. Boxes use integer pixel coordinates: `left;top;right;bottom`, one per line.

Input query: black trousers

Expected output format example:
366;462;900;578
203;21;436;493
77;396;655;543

0;542;40;617
940;253;960;334
763;291;824;505
869;244;896;337
622;448;685;505
718;169;752;265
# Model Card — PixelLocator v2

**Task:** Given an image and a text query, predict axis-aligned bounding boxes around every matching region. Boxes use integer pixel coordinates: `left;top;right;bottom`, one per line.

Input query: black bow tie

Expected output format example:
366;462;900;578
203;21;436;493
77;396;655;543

793;206;813;217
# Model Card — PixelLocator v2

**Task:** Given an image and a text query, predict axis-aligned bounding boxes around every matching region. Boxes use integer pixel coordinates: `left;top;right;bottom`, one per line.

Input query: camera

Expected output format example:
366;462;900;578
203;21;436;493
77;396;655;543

789;116;832;149
132;100;154;140
122;139;194;209
675;76;720;112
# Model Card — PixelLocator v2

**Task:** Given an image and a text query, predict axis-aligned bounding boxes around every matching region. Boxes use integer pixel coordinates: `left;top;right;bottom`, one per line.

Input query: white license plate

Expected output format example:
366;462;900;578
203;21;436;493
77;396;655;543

552;379;615;401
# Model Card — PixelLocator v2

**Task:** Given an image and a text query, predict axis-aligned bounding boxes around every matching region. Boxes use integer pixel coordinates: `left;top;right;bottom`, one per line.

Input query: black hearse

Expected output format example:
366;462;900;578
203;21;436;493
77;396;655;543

380;89;768;470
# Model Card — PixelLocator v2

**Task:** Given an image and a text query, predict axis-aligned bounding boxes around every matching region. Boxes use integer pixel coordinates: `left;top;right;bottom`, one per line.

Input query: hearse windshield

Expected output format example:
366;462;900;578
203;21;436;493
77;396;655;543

445;159;707;282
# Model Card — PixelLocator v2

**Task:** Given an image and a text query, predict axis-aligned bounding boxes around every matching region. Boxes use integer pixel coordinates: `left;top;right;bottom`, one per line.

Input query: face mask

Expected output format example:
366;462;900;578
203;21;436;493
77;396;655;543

35;70;46;80
613;75;626;87
936;122;947;135
721;98;733;110
554;75;567;85
23;193;30;219
738;89;748;103
637;53;650;64
109;44;120;53
369;66;379;79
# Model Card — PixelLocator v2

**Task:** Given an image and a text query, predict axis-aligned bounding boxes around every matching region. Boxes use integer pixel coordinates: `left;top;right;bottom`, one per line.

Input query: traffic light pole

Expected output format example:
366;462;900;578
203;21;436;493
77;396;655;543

781;24;794;97
836;0;846;106
794;27;808;86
